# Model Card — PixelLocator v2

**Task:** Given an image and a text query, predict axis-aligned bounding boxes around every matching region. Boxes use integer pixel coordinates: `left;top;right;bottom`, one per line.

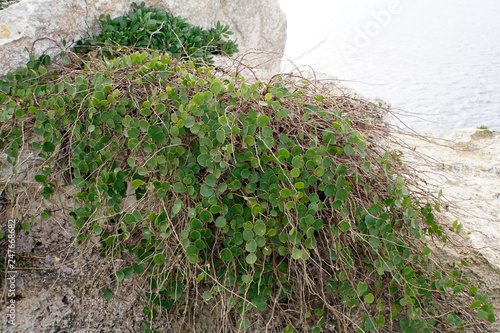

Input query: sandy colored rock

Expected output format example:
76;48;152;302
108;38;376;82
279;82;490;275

394;129;500;322
0;0;286;75
396;129;500;270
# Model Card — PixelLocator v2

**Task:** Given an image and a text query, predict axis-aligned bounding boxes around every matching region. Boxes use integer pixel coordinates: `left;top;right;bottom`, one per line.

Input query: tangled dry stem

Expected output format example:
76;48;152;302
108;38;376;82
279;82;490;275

0;48;494;332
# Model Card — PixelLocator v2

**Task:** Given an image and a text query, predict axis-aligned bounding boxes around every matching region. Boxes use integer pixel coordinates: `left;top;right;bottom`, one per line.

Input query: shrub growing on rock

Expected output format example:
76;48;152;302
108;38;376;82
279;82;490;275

74;2;239;64
0;49;496;332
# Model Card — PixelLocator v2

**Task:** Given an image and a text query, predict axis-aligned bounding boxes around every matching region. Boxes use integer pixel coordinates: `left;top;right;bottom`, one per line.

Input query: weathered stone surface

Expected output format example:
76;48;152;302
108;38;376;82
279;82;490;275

395;129;500;323
0;0;286;75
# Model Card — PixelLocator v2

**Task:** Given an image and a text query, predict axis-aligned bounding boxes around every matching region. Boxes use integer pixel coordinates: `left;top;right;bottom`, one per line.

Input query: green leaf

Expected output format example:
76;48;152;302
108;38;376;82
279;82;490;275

324;184;335;197
237;318;250;331
246;253;257;264
200;184;214;197
470;300;481;310
128;138;140;150
188;254;199;264
278;148;290;158
202;291;212;300
35;174;46;183
170;126;179;136
122;267;134;279
294;182;304;190
292;156;304;169
220;248;234;262
133;262;145;274
292;249;302;260
93;224;102;235
335;189;348;201
197;154;211;166
22;221;31;231
42;142;55;153
103;288;113;301
336;164;347;175
153;253;166;264
364;317;375;331
199;210;213;222
193;94;204;105
205;174;217;187
290;168;301;178
246;239;257;253
131;179;145;189
252;295;267;311
280;188;292;198
153;132;166;144
339;221;351;232
257;114;270;127
190;218;203;230
116;270;124;282
357;282;368;295
369;237;380;249
364;293;374;303
376;315;385;327
245;135;255;146
314;166;325;177
344;144;354;156
215;216;226;228
210;81;221;94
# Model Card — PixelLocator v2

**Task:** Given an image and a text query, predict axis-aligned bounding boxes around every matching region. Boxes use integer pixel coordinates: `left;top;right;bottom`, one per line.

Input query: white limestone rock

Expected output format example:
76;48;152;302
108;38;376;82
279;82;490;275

0;0;286;75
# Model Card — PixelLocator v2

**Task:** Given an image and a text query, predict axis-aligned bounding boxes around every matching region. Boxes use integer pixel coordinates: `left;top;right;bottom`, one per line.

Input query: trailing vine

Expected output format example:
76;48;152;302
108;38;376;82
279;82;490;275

0;49;496;332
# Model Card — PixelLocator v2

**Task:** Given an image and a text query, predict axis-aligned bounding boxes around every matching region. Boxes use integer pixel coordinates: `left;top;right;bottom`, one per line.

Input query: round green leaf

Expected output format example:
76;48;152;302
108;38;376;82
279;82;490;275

292;249;302;260
246;253;257;264
237;318;250;331
215;217;226;228
42;142;55;153
153;253;166;264
220;248;234;262
246;239;257;253
364;317;375;331
290;168;301;178
344;144;354;156
199;210;213;222
335;188;349;201
252;295;267;311
257;115;270;127
210;81;221;94
205;174;217;187
153;132;166;144
245;135;255;146
292;156;304;169
133;262;145;274
188;254;199;264
202;291;212;300
116;270;124;282
280;188;292;198
200;184;214;197
339;221;350;232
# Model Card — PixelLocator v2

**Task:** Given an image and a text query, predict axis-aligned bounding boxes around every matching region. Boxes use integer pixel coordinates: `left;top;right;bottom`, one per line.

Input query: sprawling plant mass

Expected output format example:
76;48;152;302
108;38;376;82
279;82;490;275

0;47;495;332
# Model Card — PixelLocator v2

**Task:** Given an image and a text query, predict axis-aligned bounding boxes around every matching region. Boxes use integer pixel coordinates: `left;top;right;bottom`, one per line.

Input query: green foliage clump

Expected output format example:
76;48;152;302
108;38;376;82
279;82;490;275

0;50;497;333
74;2;239;64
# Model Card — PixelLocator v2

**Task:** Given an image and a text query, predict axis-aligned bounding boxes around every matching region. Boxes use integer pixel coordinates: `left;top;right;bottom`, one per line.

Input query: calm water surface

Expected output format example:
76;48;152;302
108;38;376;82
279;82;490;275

278;0;500;131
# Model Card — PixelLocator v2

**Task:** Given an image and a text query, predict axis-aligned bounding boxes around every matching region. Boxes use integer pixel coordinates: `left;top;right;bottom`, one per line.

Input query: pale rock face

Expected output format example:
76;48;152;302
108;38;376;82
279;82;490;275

0;0;286;75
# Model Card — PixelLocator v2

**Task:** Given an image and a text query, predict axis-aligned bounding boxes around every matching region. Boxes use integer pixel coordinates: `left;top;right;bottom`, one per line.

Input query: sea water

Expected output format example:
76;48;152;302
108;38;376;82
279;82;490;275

278;0;500;131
